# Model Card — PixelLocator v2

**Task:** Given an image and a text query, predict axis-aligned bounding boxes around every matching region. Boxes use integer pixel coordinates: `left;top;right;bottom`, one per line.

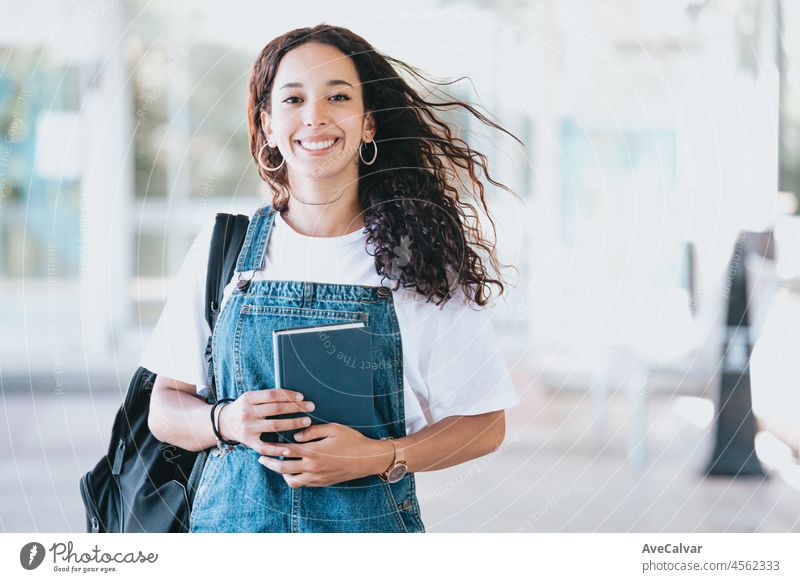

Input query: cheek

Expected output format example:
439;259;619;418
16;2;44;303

269;108;300;133
342;114;367;138
274;117;297;136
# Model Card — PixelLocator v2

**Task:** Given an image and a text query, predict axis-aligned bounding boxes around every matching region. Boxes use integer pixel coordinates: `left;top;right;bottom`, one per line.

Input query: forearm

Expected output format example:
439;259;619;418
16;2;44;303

377;410;506;474
148;384;218;452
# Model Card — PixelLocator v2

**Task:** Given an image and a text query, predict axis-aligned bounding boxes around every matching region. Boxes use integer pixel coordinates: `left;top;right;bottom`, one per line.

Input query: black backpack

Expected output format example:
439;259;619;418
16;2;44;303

79;213;249;533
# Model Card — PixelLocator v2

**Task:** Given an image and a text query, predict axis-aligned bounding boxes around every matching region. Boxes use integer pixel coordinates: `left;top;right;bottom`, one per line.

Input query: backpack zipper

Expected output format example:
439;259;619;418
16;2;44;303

111;438;125;475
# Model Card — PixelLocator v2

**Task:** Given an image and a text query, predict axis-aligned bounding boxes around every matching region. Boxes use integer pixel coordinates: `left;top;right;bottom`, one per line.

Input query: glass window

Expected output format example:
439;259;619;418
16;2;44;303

559;118;679;281
130;31;263;324
188;44;261;199
132;42;169;200
0;47;81;279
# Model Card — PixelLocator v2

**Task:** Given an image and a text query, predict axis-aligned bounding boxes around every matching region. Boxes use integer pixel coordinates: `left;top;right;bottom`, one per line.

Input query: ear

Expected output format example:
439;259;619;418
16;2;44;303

260;111;274;146
362;110;377;142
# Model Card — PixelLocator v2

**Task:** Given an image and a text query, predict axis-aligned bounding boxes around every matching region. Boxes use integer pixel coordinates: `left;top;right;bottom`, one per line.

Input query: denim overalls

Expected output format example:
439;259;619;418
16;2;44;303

189;205;425;533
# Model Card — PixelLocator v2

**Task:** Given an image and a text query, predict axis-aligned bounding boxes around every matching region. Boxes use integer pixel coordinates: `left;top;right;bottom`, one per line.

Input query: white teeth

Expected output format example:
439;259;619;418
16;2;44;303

299;138;337;151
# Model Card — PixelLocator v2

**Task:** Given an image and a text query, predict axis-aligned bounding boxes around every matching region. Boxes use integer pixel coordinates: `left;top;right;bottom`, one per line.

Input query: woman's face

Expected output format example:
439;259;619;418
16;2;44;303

261;42;375;182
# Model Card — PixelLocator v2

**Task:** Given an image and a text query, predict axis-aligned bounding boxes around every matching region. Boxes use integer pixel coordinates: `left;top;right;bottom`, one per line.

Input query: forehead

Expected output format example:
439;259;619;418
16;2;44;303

273;42;360;89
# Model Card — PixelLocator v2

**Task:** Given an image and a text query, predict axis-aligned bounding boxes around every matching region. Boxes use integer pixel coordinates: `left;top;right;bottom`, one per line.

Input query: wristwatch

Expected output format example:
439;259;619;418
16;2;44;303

378;436;407;483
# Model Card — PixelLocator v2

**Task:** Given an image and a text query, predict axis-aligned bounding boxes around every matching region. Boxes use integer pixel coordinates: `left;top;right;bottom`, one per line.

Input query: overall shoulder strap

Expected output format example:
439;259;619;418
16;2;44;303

235;204;275;273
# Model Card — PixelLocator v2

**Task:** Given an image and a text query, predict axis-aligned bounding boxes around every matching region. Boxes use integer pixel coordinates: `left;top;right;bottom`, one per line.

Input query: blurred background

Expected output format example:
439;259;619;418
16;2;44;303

3;0;800;532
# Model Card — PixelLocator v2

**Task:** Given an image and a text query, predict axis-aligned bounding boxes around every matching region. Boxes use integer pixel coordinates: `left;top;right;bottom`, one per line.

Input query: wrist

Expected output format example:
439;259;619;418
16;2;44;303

371;437;396;476
213;400;238;445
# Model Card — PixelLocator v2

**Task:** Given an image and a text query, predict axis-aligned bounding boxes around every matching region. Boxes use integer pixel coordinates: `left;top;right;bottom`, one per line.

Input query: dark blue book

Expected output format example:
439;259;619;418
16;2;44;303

260;321;378;448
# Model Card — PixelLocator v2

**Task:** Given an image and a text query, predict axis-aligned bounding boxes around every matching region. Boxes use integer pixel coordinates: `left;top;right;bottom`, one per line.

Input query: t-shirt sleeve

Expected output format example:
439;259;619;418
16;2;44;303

418;291;521;422
138;222;214;391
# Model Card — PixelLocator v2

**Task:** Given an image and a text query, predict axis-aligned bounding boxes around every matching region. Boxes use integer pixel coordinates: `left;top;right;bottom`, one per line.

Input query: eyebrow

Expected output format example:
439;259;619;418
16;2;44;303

278;80;354;91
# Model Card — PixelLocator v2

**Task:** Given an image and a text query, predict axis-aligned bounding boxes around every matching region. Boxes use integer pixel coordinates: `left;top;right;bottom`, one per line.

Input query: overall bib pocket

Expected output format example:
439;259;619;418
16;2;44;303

232;304;369;396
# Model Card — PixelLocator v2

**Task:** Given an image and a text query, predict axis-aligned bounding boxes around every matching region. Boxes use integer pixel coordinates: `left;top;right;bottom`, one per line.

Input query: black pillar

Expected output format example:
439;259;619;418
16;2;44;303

705;234;766;477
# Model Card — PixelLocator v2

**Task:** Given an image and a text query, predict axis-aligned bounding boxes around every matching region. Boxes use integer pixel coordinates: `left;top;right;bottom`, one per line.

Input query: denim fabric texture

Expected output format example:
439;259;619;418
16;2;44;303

189;205;425;533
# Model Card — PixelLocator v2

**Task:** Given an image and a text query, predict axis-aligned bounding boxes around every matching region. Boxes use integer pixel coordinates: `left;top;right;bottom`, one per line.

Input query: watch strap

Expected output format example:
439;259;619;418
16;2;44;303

379;436;397;482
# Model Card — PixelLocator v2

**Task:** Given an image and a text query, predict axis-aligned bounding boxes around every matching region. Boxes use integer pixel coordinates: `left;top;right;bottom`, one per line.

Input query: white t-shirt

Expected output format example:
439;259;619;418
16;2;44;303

139;208;520;435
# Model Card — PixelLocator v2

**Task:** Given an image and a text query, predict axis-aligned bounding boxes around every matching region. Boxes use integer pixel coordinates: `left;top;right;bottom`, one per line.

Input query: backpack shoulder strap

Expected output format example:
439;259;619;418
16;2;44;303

202;213;249;403
205;213;250;331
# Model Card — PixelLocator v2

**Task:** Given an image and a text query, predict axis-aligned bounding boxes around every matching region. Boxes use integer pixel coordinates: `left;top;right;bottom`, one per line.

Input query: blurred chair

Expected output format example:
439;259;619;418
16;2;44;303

532;240;753;469
593;241;725;470
618;235;781;471
616;285;718;470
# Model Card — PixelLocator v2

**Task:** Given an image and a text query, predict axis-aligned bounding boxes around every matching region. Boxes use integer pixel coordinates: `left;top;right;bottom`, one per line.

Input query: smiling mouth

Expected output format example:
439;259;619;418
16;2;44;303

295;137;342;153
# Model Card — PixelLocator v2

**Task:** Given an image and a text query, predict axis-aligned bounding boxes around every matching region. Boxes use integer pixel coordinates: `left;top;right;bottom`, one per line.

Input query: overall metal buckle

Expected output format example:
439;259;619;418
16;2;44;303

236;271;255;292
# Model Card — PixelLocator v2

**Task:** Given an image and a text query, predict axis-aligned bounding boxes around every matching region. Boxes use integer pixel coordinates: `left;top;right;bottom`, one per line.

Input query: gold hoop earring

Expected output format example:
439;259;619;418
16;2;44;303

359;140;378;165
257;142;285;172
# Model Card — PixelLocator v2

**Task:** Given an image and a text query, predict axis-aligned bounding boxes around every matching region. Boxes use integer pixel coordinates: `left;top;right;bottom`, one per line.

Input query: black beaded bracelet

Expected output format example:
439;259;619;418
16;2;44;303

210;398;238;447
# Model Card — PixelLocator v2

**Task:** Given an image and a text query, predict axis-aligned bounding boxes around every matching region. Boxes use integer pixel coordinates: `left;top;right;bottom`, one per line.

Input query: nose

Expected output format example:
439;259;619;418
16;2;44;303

302;96;330;127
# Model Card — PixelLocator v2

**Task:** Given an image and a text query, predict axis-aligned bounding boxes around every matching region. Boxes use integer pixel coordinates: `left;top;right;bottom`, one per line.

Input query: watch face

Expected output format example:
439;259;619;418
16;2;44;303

387;464;407;483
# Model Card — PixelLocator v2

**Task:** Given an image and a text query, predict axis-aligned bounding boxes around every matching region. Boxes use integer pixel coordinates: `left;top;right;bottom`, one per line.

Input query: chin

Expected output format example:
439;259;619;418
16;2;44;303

304;163;351;180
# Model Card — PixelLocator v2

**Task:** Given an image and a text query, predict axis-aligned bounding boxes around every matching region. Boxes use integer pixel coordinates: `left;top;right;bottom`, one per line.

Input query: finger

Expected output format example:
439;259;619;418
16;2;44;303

252;400;315;418
262;416;313;433
293;423;335;442
258;455;304;475
283;474;312;488
256;442;302;458
245;388;305;404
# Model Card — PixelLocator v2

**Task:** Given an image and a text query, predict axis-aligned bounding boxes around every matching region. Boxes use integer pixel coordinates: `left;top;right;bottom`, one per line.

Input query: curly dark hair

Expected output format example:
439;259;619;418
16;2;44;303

247;23;523;307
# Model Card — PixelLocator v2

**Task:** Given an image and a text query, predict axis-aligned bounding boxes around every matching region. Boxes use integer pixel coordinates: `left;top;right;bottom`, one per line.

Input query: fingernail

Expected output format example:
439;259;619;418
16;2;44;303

296;393;303;400
303;417;311;425
306;403;315;411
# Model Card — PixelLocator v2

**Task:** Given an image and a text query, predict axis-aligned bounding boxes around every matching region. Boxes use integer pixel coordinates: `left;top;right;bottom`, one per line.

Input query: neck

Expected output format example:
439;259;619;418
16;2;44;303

282;171;364;237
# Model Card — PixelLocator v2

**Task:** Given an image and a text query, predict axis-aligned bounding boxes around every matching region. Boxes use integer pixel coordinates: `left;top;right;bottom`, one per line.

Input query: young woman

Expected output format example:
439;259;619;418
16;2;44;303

143;24;522;533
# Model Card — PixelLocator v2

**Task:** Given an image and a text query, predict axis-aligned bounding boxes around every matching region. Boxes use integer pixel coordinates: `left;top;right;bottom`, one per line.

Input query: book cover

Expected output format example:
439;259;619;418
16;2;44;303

262;320;379;446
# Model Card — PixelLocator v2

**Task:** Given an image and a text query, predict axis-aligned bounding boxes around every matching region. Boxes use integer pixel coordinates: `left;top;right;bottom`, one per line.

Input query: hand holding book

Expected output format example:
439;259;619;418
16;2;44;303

221;320;389;486
257;422;395;488
216;388;316;451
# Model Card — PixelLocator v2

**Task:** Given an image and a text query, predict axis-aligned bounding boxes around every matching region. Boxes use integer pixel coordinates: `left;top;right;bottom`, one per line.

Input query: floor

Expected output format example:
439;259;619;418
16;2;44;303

2;379;799;533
